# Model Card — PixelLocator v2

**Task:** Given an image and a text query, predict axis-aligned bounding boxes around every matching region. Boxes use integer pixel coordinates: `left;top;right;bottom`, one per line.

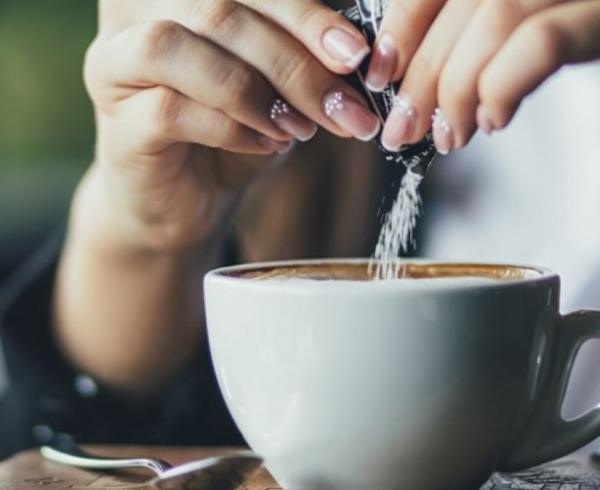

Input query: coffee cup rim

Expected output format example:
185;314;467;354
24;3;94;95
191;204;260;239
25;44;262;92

205;258;557;291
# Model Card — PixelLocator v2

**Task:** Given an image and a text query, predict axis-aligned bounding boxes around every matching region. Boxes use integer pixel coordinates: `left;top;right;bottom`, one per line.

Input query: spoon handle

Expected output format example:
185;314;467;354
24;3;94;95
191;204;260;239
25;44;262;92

41;444;172;475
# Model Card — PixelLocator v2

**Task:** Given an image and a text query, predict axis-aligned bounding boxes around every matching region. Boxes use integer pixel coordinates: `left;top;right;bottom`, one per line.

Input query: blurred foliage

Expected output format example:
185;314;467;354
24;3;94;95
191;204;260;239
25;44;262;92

0;0;98;271
0;0;97;167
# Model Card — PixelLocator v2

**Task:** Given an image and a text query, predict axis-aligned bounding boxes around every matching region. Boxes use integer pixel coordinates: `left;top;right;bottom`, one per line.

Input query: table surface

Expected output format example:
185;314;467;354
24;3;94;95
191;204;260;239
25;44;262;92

1;446;600;490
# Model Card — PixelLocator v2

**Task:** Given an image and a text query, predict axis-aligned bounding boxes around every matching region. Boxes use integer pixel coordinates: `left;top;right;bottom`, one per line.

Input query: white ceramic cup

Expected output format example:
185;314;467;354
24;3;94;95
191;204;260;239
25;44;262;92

204;259;600;490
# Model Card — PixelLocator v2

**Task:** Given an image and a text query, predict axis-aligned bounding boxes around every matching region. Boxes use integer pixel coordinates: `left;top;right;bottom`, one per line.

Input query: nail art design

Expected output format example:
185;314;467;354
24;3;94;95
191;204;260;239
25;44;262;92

431;108;454;155
432;108;450;130
270;98;290;120
324;91;345;117
322;28;370;70
269;99;318;142
366;33;398;92
393;93;416;118
381;93;417;152
323;91;380;142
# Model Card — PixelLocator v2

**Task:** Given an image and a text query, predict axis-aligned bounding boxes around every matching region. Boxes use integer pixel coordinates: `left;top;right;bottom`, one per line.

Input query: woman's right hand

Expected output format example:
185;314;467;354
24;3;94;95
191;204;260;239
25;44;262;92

81;0;379;252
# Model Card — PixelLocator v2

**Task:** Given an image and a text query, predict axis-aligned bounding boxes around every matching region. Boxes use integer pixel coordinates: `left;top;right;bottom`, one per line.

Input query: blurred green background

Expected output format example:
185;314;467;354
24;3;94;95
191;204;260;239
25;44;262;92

0;0;97;276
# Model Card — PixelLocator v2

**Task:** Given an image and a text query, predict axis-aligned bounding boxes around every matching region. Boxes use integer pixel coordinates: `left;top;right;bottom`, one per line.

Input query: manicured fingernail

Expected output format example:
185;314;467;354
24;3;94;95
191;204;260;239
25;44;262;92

324;90;380;141
270;99;318;142
258;135;293;154
431;108;454;155
476;105;495;135
366;33;397;92
322;28;370;70
381;92;416;151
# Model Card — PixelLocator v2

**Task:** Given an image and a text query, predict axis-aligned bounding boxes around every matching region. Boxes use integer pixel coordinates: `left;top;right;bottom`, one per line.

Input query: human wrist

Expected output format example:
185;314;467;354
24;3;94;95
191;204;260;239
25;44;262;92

71;162;233;256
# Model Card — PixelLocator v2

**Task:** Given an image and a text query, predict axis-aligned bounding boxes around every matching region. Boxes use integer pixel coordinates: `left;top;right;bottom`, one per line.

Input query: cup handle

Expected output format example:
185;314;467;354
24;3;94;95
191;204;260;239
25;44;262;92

499;310;600;471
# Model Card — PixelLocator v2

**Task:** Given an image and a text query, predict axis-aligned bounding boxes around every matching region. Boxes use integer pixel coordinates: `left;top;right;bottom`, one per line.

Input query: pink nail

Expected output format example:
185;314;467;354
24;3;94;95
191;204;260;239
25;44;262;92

258;135;293;154
323;91;380;141
322;28;370;70
366;33;398;92
270;99;318;142
431;108;454;155
476;105;495;135
381;92;416;151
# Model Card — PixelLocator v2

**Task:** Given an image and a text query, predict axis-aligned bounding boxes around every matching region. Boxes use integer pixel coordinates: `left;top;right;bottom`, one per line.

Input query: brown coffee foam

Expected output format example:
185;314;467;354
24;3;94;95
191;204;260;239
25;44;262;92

226;263;542;281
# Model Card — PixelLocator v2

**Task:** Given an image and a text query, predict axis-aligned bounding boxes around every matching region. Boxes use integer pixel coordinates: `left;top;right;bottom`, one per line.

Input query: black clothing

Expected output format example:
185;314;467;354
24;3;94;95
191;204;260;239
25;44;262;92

0;230;243;460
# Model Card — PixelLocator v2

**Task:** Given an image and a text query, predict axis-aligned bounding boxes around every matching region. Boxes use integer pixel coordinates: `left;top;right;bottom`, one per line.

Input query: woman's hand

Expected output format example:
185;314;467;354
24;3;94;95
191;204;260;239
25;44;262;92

83;0;379;252
55;0;384;394
366;0;600;155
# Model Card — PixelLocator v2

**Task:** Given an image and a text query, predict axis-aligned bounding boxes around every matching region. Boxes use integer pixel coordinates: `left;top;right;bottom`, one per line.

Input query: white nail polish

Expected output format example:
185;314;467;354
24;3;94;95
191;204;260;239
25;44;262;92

323;90;380;141
269;98;318;142
345;46;371;70
270;98;290;120
393;93;416;118
324;91;345;117
432;108;451;132
431;108;454;155
381;93;417;152
323;28;370;70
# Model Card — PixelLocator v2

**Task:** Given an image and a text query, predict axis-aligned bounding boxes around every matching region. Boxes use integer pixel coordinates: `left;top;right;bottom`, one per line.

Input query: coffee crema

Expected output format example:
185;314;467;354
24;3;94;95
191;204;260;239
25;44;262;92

225;262;542;282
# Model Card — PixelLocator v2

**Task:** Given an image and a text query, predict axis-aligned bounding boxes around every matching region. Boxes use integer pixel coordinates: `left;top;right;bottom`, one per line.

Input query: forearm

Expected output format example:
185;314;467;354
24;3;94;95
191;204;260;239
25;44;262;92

53;166;223;396
66;0;371;396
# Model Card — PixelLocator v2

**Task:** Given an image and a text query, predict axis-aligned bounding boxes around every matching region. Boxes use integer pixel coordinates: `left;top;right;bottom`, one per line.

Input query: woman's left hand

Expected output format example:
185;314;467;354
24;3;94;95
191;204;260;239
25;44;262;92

366;0;600;154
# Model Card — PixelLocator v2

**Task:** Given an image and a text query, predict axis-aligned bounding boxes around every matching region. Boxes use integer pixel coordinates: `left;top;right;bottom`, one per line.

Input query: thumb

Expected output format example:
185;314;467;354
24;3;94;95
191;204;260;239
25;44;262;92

241;0;371;74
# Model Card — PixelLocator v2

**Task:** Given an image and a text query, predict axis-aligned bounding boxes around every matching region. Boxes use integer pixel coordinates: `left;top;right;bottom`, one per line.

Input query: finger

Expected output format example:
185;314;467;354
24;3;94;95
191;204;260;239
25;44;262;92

104;87;289;160
87;21;316;143
366;0;447;92
381;0;479;152
184;2;380;140
436;0;567;150
478;0;600;131
240;0;371;74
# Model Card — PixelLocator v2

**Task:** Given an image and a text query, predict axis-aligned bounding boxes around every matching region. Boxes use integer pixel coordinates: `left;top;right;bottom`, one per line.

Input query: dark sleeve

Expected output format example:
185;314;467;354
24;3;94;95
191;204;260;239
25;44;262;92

0;230;244;460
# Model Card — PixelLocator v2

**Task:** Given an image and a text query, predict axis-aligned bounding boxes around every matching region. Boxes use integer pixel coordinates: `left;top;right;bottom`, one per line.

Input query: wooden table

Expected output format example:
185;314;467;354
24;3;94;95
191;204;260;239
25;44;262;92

1;446;600;490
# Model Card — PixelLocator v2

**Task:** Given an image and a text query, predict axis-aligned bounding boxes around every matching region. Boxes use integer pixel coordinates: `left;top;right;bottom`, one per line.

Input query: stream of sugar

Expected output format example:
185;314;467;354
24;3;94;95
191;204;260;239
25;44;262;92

369;169;423;280
356;0;426;280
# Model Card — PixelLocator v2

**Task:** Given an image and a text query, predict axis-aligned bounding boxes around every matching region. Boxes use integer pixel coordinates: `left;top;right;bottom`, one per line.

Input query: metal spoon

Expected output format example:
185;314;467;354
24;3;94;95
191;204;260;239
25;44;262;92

40;442;263;490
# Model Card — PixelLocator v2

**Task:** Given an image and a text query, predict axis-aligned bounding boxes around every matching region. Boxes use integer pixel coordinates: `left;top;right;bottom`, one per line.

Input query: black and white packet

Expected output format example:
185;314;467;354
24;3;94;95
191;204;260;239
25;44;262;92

342;3;436;175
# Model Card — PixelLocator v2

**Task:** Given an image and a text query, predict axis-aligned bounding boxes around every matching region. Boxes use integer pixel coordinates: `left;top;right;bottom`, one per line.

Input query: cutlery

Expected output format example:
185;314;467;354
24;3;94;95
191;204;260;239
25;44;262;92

41;441;262;490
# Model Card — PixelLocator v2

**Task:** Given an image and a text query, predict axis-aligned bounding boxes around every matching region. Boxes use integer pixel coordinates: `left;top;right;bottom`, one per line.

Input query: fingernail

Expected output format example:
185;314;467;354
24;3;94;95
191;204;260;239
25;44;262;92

270;99;318;142
381;92;416;151
366;33;397;92
431;108;454;155
258;135;293;154
324;90;380;141
476;105;495;135
322;28;370;70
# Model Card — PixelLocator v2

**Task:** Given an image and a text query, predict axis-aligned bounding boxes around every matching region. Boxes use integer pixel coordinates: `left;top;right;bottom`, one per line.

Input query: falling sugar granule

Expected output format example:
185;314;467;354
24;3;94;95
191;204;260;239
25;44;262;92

370;169;423;280
343;1;435;280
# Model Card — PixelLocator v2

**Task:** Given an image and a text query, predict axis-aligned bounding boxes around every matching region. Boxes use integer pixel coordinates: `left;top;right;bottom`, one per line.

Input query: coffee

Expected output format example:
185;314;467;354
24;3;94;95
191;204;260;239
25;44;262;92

224;262;542;281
